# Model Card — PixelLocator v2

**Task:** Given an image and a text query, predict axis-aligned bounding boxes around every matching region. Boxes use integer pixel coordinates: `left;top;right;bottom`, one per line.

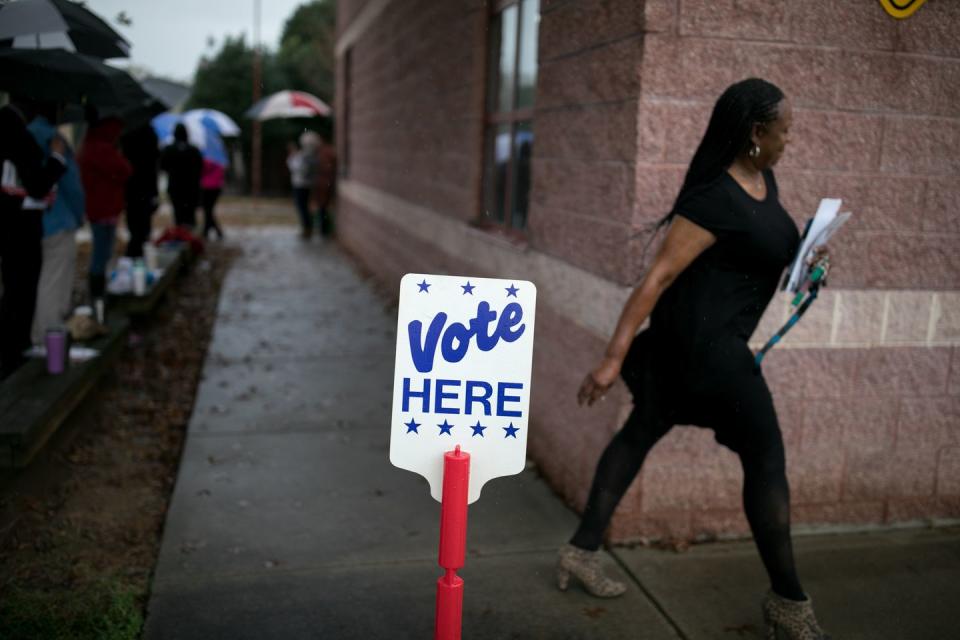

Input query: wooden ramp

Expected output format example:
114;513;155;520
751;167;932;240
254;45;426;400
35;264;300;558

0;315;130;468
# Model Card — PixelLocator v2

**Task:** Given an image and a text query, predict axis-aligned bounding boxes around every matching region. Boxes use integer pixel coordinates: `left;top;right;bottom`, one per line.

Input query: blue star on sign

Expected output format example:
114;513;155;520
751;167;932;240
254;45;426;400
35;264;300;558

461;281;475;295
505;283;519;297
438;420;454;435
404;418;420;434
471;421;487;437
503;423;520;438
417;279;431;293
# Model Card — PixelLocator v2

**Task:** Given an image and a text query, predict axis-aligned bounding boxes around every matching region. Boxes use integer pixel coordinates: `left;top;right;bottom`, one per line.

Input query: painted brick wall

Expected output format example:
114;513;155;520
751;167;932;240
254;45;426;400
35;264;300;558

635;0;960;289
529;0;645;283
337;0;372;36
336;0;960;542
340;0;485;224
605;0;960;542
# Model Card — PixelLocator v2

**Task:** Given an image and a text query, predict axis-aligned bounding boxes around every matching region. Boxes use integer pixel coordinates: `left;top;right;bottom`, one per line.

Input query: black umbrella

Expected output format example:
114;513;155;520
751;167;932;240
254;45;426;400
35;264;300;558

0;48;150;115
116;96;167;131
0;0;130;59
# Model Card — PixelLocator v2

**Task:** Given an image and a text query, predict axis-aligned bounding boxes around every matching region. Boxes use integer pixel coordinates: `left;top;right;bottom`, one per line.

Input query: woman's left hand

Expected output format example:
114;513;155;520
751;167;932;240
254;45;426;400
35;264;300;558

807;245;831;286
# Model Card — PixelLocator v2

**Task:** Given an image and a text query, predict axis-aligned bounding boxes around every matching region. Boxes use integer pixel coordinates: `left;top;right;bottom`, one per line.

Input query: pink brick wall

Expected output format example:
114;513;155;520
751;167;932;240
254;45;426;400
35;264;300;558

530;0;644;282
636;0;960;290
336;0;371;37
342;0;647;284
342;0;485;222
336;0;960;542
608;0;960;542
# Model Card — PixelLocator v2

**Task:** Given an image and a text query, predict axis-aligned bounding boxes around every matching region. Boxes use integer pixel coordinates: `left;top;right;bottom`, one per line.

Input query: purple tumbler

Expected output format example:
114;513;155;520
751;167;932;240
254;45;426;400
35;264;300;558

45;328;67;375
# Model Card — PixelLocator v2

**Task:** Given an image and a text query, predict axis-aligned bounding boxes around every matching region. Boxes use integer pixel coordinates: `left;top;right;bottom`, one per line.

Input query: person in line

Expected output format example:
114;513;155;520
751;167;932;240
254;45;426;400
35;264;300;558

558;78;831;639
121;122;160;257
313;132;337;237
160;123;202;230
199;156;226;240
286;133;318;239
78;115;132;300
28;105;86;344
0;97;66;379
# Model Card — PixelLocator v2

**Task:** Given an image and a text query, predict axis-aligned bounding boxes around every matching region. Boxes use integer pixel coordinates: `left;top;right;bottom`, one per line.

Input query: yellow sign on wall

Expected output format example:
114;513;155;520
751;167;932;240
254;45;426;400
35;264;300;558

879;0;927;19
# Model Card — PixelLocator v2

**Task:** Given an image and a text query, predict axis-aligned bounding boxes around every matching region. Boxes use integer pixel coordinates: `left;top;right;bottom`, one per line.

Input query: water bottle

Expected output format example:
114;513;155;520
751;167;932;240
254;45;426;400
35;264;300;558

94;297;106;325
133;259;147;295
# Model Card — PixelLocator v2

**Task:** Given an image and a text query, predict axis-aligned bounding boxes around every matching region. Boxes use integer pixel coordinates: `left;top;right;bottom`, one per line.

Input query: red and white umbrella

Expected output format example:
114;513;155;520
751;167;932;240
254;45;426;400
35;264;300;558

244;90;331;121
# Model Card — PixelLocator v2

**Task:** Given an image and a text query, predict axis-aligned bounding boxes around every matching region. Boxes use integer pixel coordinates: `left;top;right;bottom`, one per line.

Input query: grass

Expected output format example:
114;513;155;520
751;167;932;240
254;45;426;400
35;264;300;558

0;577;143;640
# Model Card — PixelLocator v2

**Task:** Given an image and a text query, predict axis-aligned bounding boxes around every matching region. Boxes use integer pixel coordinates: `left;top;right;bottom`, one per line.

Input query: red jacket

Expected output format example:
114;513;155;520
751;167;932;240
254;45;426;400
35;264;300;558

78;118;132;224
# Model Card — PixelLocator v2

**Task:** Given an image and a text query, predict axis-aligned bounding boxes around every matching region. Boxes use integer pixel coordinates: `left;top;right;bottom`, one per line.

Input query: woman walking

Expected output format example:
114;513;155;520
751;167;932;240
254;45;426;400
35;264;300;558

160;124;202;230
200;156;226;240
286;132;318;239
558;78;830;639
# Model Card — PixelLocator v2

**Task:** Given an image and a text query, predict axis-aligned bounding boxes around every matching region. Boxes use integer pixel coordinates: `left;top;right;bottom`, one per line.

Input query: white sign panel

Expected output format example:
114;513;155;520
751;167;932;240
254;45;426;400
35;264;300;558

390;273;537;504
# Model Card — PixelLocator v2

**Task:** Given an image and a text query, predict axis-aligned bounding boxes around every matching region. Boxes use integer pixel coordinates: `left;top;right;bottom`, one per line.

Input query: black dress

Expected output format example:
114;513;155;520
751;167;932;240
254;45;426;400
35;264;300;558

621;170;800;454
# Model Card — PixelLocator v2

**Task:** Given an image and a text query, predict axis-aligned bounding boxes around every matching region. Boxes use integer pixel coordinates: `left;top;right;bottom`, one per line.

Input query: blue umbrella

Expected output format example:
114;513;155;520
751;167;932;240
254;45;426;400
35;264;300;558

151;112;228;167
199;116;228;167
151;112;198;146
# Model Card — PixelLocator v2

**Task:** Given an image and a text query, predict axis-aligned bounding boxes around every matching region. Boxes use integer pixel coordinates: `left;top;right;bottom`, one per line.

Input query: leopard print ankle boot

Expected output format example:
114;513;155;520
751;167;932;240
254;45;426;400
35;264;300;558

762;590;831;639
556;544;627;598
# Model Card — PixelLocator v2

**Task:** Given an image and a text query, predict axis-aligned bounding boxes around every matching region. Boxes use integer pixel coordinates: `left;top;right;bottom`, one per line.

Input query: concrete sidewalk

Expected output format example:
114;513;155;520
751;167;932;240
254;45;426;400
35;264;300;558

144;228;959;640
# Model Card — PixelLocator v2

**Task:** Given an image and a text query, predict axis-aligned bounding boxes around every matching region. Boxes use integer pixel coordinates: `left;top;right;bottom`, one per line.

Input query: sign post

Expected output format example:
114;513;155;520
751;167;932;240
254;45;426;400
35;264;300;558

435;445;468;639
390;274;537;640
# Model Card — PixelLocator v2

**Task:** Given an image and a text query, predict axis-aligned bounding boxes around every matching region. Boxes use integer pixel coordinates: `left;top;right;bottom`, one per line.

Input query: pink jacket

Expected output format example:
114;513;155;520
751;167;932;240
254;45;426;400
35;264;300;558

200;159;225;190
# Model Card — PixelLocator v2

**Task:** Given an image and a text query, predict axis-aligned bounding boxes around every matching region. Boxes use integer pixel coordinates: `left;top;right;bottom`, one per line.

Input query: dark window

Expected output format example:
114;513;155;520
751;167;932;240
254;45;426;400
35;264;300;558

481;0;538;232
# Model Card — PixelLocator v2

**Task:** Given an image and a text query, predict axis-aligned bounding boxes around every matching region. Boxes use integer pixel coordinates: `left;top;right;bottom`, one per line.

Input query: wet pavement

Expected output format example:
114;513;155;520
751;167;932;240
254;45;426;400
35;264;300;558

144;226;960;640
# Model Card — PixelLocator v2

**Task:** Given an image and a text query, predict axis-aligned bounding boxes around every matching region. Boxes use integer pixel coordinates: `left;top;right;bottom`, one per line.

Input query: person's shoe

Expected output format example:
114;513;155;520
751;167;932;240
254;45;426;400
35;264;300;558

762;590;831;639
556;544;627;598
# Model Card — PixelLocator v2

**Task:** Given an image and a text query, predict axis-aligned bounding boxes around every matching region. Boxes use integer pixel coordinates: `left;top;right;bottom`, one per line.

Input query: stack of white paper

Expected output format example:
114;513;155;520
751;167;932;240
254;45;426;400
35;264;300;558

785;198;852;293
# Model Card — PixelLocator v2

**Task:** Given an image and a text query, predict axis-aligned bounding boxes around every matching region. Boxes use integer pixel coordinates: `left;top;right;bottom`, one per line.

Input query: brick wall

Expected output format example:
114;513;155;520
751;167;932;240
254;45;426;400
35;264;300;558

611;0;960;542
336;0;372;36
336;0;960;542
529;0;644;283
636;0;960;288
337;0;485;227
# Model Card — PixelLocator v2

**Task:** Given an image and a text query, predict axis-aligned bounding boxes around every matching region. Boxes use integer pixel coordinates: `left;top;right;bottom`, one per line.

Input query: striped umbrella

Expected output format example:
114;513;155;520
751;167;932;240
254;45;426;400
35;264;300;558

182;108;241;137
245;90;331;121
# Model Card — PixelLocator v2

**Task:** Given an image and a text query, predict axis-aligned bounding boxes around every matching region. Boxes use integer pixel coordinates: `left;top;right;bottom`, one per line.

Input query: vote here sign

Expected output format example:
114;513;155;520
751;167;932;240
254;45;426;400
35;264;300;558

390;274;537;504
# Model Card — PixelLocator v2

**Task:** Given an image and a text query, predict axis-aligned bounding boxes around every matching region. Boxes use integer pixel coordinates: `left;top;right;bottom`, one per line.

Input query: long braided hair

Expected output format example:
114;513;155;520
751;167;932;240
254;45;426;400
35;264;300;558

657;78;785;228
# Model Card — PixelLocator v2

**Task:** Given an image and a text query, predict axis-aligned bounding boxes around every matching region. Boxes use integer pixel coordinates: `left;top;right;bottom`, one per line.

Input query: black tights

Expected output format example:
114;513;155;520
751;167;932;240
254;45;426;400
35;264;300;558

570;412;805;601
201;188;224;239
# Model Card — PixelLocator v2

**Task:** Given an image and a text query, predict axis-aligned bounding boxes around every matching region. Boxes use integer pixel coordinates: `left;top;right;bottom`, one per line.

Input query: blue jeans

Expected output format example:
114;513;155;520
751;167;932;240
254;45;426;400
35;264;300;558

89;222;117;276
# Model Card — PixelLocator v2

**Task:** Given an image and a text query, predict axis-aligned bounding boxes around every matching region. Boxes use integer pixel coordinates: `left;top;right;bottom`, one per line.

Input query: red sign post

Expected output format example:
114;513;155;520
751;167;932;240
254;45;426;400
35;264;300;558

435;445;470;640
390;275;537;637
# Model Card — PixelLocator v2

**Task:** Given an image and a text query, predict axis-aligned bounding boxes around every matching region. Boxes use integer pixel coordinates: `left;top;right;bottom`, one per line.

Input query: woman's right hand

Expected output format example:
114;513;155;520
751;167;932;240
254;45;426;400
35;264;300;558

577;356;621;407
